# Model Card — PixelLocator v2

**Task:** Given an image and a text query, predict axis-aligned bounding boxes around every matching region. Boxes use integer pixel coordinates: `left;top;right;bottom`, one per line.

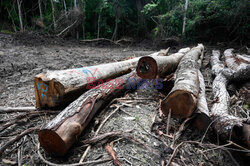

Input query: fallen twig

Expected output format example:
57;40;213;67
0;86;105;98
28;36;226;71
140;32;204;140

166;142;184;166
0;127;39;155
37;143;112;166
79;105;121;163
0;111;58;132
105;144;122;166
82;130;133;145
0;106;36;113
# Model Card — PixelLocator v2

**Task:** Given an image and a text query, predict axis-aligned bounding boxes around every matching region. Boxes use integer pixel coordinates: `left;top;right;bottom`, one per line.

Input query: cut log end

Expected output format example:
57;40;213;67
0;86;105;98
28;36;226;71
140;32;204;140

34;75;64;108
191;113;211;131
136;56;157;79
38;129;67;156
161;90;196;118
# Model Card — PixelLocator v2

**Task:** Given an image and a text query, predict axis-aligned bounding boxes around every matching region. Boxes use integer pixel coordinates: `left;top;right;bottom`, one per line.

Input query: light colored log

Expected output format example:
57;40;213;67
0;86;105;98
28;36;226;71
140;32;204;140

136;47;190;79
236;54;250;64
211;50;249;148
161;44;204;118
34;50;167;108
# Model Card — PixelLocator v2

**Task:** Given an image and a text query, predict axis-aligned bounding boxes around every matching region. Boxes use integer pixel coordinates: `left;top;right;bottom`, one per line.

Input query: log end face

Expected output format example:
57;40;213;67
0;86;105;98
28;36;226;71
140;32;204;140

161;91;195;118
38;129;67;156
136;56;158;79
242;124;250;149
34;76;64;108
191;113;211;131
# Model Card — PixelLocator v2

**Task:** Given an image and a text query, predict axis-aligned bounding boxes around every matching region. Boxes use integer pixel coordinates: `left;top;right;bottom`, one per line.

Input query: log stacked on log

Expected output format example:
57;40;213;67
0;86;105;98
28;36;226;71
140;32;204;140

136;47;190;79
211;50;250;148
34;50;168;108
38;45;250;157
161;44;204;118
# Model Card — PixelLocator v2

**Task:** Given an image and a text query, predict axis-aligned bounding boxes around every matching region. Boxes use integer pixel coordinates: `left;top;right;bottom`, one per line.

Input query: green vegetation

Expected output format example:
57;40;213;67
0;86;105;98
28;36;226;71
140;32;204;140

0;0;249;43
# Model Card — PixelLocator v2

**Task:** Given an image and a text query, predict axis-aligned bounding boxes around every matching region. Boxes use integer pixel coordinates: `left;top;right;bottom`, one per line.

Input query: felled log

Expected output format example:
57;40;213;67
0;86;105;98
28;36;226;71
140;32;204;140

38;71;143;156
136;47;190;79
224;49;248;71
34;50;167;108
191;71;211;131
211;50;250;148
236;54;250;64
161;44;204;118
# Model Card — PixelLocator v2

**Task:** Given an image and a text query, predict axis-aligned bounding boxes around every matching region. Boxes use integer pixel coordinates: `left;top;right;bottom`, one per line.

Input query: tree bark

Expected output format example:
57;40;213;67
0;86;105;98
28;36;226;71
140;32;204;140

34;51;167;108
191;70;211;131
38;71;142;156
17;0;24;32
161;44;204;118
211;50;250;149
136;47;190;79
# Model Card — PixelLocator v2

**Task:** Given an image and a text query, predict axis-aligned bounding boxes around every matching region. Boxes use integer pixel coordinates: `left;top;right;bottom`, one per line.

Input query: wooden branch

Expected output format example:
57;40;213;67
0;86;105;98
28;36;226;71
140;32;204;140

105;144;122;166
0;127;39;155
38;71;143;156
0;106;36;113
161;44;204;118
82;130;132;145
34;51;165;108
136;47;190;79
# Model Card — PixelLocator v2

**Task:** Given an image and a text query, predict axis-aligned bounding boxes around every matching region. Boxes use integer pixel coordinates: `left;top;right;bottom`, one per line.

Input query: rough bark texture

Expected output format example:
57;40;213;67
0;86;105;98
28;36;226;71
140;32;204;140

38;71;143;156
34;51;166;108
161;44;204;118
136;47;190;79
211;50;249;148
191;71;211;131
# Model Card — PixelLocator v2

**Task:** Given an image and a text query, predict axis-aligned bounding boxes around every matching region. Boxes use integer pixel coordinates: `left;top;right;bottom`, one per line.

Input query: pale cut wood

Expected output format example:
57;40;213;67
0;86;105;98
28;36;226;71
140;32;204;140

136;47;190;79
34;50;167;108
38;71;143;156
211;50;249;148
161;44;204;118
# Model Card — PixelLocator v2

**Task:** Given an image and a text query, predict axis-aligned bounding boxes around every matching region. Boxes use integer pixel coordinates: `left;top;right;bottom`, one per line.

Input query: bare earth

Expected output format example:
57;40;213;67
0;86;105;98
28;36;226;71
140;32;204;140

0;33;248;165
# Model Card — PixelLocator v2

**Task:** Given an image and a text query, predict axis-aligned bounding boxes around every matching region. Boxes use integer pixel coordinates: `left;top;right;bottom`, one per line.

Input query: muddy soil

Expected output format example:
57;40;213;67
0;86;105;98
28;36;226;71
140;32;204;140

0;33;249;165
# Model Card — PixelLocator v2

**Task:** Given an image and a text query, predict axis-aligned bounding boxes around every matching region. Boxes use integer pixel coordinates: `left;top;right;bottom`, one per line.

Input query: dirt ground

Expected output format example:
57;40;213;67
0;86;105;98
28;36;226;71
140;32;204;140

0;32;249;165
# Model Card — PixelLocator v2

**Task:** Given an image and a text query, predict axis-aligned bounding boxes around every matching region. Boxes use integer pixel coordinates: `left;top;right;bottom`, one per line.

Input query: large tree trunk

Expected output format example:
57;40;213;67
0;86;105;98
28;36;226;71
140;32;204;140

136;47;190;79
161;44;204;118
17;0;24;32
211;50;250;149
38;71;142;156
34;51;167;108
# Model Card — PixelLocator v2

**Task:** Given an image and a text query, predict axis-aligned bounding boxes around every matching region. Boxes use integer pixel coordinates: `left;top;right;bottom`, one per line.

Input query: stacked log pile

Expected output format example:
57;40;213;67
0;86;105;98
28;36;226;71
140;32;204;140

34;49;168;108
37;45;249;156
2;44;249;163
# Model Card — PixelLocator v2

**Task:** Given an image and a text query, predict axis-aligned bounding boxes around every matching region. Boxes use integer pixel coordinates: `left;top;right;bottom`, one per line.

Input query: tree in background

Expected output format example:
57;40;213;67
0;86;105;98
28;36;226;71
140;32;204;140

0;0;249;43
